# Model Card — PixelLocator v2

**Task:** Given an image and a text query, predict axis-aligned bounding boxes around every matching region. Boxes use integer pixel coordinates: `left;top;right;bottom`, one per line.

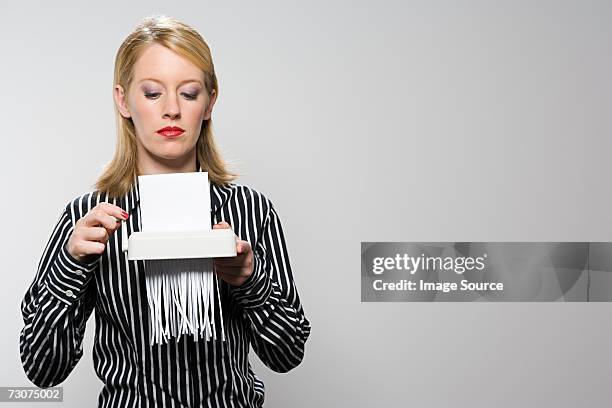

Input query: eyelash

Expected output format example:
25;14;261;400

144;92;198;100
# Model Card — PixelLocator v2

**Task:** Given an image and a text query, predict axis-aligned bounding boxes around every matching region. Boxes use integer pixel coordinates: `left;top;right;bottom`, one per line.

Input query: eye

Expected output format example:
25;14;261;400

182;92;198;100
144;92;160;99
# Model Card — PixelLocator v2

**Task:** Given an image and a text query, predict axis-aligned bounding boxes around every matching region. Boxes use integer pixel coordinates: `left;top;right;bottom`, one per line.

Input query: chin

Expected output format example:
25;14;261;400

155;151;186;161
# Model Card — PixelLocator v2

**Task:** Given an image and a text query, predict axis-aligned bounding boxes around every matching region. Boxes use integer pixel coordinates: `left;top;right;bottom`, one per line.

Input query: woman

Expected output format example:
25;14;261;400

20;14;311;408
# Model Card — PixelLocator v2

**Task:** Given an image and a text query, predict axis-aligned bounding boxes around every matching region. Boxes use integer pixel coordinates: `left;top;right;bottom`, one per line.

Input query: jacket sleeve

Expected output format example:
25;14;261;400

230;202;311;373
20;201;99;387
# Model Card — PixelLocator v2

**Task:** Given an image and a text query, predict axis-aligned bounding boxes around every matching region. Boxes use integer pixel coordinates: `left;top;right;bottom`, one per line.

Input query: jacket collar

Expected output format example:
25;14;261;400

121;165;233;218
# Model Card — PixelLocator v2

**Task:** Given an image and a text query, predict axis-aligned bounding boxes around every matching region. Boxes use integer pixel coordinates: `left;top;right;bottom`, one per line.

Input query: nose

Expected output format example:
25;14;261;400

163;93;181;120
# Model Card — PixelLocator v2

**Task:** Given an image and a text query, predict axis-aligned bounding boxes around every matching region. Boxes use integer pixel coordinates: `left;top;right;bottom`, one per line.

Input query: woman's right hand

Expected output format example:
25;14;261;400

66;202;129;264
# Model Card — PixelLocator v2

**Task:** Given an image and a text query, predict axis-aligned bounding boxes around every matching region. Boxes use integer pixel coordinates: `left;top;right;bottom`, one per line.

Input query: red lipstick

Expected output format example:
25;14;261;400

157;126;185;138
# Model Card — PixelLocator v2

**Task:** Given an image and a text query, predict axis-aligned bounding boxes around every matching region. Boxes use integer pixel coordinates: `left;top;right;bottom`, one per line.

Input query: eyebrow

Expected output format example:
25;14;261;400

138;78;203;86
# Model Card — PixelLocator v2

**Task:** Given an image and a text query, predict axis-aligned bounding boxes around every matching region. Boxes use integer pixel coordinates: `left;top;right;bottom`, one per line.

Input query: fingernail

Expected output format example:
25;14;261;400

122;210;129;219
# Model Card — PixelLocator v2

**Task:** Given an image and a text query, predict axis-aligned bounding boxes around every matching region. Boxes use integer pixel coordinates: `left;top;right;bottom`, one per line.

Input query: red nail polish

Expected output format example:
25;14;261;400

122;211;129;219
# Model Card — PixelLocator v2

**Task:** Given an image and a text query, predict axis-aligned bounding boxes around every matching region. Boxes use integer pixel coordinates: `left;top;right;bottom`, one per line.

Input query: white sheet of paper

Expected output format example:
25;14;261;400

138;172;211;232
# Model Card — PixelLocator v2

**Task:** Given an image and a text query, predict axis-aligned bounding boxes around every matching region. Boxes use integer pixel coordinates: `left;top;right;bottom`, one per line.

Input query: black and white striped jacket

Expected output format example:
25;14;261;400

20;169;311;407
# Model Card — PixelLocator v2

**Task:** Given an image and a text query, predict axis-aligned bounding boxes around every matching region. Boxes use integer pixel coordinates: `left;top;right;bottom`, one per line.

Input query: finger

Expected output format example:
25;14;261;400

213;221;231;229
83;209;125;232
213;258;245;270
82;226;110;244
83;213;120;236
215;249;248;262
94;202;129;222
236;240;252;254
96;201;128;215
71;240;106;258
214;257;243;267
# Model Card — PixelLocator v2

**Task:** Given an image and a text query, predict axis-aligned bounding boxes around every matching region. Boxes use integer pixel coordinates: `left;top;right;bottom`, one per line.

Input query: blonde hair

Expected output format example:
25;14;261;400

94;14;239;198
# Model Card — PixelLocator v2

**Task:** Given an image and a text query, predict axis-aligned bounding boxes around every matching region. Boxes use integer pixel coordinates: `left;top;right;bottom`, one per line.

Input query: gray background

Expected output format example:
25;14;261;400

1;0;611;406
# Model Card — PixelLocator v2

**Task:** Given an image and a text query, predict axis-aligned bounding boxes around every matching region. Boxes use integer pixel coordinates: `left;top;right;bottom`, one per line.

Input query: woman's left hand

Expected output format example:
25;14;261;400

212;222;254;287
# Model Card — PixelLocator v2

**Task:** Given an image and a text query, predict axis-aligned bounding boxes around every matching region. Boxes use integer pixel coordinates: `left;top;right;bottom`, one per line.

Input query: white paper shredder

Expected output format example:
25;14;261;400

122;227;237;260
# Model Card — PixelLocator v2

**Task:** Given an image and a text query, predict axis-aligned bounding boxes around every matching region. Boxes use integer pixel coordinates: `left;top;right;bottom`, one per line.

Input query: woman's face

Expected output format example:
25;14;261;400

114;43;216;168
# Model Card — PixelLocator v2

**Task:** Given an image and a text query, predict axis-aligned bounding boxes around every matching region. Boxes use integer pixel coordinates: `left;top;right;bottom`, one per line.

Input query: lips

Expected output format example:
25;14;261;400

157;126;185;137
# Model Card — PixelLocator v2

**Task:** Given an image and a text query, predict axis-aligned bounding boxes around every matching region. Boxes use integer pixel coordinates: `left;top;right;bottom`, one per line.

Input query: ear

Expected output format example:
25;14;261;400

114;84;131;118
203;90;217;121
